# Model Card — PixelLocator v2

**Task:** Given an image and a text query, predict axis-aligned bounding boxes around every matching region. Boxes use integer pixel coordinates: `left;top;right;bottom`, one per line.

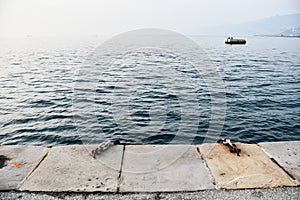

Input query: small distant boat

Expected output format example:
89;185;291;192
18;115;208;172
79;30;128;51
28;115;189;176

225;37;246;45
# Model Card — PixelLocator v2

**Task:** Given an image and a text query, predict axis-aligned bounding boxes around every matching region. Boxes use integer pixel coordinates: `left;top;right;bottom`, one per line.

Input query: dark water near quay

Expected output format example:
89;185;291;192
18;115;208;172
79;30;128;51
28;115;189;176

0;36;299;146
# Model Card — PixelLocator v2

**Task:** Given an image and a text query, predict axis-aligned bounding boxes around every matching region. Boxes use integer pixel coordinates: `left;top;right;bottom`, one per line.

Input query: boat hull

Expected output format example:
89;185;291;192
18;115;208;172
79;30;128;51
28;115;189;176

225;39;246;44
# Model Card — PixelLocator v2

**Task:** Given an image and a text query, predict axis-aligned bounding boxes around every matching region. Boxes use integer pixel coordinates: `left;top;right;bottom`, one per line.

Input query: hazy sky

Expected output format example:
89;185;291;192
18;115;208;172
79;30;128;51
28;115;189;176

0;0;299;36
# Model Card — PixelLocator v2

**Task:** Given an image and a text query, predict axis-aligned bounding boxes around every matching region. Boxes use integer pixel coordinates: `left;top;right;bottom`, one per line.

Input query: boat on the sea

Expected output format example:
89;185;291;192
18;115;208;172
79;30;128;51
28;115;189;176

225;37;246;44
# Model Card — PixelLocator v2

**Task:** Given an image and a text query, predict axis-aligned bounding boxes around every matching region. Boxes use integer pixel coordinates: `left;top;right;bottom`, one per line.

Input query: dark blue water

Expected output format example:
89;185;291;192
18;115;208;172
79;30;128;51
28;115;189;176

0;36;299;146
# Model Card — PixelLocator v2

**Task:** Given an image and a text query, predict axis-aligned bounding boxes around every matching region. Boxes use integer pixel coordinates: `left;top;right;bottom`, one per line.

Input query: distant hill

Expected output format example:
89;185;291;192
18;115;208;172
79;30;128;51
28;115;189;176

197;13;300;36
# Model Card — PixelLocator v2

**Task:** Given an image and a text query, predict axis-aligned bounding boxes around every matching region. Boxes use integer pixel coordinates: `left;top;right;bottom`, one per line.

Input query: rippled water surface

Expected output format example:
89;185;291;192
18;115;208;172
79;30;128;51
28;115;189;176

0;36;299;145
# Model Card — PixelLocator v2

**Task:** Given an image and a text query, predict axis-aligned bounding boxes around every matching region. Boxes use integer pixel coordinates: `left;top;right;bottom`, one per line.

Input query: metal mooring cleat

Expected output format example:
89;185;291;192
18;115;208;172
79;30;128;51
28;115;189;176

91;140;120;158
217;138;241;156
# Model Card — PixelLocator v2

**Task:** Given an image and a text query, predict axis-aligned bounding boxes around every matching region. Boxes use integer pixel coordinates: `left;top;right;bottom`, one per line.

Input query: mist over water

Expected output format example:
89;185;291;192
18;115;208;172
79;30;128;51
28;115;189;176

0;36;299;146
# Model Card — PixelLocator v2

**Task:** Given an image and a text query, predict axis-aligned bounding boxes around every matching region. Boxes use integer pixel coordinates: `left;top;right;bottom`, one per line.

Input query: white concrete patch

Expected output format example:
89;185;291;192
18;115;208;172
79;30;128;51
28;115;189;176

20;145;123;192
119;145;215;192
259;141;300;184
0;145;47;190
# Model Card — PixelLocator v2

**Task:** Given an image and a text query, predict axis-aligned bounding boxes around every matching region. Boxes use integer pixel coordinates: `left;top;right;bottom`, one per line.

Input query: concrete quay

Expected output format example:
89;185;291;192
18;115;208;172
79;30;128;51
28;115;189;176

0;141;299;194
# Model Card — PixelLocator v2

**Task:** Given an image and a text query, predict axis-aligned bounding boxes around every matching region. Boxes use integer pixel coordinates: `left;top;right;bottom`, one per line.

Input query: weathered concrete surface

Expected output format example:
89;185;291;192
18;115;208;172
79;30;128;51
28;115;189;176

259;141;300;184
198;143;297;189
119;145;214;192
20;145;123;192
0;145;47;190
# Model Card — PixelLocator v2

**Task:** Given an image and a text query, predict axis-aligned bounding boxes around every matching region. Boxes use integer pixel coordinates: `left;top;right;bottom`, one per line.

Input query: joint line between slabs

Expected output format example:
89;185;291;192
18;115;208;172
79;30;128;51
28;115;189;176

117;145;126;192
19;148;50;189
196;145;218;189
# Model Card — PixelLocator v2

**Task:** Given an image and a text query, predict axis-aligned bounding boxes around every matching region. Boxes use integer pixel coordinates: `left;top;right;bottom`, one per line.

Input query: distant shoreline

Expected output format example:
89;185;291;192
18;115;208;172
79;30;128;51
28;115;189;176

254;34;300;38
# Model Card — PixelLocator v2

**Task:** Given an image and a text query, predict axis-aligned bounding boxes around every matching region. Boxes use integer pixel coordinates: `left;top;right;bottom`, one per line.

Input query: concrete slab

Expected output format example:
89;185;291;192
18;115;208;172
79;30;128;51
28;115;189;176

119;145;215;192
198;143;297;189
0;145;47;190
259;141;300;184
20;145;124;192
